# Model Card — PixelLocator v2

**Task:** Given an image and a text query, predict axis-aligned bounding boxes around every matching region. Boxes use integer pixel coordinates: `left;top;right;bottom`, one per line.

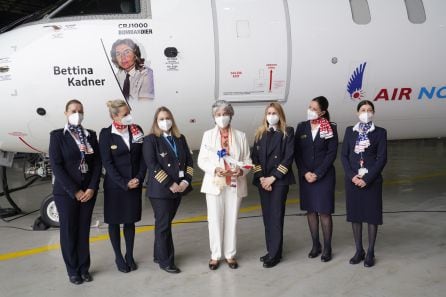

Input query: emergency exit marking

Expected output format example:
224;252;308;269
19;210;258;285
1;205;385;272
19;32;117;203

231;71;242;78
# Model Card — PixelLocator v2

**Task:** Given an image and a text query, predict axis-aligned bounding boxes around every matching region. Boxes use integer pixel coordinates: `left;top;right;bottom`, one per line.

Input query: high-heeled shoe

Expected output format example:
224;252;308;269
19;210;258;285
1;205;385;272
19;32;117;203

349;250;365;265
364;252;375;267
308;245;322;258
115;258;130;273
321;247;332;262
125;255;138;271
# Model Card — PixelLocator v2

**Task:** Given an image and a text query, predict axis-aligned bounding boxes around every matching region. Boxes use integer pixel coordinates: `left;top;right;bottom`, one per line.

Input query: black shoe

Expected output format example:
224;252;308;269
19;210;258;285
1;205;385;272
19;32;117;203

263;258;280;268
69;275;83;285
161;265;181;273
308;245;322;258
349;250;365;265
321;248;332;262
209;260;219;270
80;272;93;282
226;259;238;269
364;253;375;267
126;255;138;271
115;258;130;273
259;254;269;262
153;258;159;264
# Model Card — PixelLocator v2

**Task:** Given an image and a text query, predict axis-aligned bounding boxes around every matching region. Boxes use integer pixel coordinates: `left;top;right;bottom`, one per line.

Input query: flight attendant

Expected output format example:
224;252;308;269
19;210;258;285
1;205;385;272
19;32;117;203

49;99;102;285
294;96;338;262
251;102;295;268
341;100;387;267
143;106;193;273
197;100;251;270
99;100;146;273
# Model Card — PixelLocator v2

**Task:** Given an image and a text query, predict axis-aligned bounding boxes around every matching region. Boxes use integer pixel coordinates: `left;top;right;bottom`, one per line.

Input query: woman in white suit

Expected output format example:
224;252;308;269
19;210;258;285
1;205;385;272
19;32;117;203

198;100;252;270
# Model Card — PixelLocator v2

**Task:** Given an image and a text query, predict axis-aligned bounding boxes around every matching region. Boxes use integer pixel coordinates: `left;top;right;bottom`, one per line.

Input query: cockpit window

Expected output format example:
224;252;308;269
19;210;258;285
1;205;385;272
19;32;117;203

52;0;140;18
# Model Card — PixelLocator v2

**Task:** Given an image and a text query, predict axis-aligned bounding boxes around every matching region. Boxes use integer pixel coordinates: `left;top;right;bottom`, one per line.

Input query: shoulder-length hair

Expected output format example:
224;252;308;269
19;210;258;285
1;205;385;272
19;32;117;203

254;102;287;141
110;38;145;70
150;106;181;138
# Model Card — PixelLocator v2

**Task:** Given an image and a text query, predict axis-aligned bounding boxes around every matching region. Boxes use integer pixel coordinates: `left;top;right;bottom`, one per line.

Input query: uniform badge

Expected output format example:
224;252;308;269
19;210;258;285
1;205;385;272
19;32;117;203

300;134;307;139
160;152;167;158
111;145;118;150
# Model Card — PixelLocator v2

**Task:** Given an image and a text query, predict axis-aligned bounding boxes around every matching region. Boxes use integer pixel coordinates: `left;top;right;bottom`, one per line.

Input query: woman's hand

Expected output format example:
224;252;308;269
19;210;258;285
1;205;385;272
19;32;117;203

127;178;140;189
75;190;85;201
80;189;95;202
178;181;189;192
215;167;230;177
169;182;181;193
231;167;243;177
260;176;276;191
305;172;317;183
352;175;367;188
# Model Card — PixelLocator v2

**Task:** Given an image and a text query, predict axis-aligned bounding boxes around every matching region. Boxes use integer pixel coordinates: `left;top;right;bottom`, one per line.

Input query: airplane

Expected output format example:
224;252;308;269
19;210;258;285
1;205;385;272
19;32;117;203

0;0;445;227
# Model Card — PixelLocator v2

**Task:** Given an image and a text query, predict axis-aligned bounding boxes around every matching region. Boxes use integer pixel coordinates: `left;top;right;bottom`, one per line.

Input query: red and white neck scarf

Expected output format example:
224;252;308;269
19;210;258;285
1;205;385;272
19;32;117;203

311;118;333;139
112;122;144;143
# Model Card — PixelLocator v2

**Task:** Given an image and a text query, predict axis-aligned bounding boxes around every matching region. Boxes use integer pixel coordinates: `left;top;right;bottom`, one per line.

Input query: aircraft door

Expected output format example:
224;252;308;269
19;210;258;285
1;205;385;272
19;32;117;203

212;0;291;102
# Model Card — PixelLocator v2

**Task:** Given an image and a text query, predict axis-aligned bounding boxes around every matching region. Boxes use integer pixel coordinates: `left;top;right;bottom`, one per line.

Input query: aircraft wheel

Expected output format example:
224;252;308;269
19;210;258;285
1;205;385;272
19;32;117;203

40;195;60;227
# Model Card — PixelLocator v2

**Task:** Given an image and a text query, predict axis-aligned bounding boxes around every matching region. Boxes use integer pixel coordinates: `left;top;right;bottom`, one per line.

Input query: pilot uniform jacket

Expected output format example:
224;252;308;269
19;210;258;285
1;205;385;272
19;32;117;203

99;125;147;224
251;126;296;187
341;125;387;225
295;121;338;214
198;126;252;198
143;133;193;199
49;128;102;198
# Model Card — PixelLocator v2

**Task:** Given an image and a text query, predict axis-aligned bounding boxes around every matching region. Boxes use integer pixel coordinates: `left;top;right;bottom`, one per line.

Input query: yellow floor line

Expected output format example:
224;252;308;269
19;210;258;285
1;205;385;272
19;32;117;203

1;170;444;262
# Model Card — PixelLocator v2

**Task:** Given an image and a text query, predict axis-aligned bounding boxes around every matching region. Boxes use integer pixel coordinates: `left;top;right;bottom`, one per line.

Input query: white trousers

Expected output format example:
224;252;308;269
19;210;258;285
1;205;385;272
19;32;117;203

206;187;242;260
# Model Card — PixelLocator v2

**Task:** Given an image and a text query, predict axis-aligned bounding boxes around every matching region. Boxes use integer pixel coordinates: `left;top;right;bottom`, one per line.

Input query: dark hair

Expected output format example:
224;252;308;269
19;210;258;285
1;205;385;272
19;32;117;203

312;96;330;121
110;39;145;70
65;99;83;111
357;100;375;112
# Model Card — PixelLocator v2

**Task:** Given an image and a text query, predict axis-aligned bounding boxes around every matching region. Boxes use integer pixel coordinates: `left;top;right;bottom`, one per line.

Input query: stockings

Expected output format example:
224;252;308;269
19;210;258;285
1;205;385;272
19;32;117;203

352;222;378;255
108;223;136;262
307;213;333;252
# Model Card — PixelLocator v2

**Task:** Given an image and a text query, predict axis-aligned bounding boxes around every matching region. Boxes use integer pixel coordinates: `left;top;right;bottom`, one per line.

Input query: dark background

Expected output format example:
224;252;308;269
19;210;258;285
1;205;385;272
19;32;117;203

0;0;60;28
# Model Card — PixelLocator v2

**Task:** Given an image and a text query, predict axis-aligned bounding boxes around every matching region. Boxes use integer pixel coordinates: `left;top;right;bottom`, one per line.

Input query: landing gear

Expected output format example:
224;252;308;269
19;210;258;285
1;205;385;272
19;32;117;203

40;194;59;227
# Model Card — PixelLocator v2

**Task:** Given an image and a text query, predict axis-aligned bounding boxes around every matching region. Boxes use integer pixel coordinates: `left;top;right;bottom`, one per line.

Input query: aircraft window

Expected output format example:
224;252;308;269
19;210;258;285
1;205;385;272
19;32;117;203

404;0;426;24
52;0;140;18
349;0;371;25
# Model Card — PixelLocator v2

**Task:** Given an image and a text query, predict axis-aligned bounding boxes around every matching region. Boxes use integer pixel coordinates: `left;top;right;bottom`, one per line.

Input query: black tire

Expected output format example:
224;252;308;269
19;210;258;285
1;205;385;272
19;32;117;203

40;195;60;227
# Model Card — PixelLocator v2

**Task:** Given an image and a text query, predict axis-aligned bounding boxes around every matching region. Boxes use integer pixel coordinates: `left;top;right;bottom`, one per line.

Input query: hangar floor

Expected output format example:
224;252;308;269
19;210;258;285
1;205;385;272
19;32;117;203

0;139;445;297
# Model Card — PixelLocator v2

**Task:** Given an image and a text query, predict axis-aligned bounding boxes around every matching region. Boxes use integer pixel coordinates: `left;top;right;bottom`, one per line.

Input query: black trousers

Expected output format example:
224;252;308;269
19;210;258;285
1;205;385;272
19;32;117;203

149;197;181;268
54;194;96;276
259;185;289;260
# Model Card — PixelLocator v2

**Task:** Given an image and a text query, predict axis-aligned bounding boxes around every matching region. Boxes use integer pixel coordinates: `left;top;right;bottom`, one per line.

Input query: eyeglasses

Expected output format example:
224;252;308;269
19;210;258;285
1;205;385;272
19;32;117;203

115;49;134;58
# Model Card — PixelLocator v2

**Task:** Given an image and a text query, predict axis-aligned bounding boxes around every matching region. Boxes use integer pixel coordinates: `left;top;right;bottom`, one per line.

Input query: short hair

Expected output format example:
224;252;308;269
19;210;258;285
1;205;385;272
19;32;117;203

357;100;375;112
211;100;234;118
65;99;83;112
110;38;145;70
312;96;330;121
150;106;181;138
106;99;128;118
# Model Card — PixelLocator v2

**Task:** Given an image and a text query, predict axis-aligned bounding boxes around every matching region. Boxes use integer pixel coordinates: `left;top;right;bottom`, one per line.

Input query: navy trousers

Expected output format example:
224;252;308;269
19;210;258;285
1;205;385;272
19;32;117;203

54;194;96;276
259;185;289;260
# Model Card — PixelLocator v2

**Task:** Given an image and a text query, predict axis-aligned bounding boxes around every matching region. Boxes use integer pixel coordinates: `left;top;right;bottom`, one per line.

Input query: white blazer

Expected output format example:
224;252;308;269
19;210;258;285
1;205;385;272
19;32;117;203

198;126;252;197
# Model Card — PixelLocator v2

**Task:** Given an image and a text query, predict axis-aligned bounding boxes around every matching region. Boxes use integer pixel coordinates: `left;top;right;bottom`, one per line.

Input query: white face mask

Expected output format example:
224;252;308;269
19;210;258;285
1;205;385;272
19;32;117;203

359;112;373;123
307;109;319;121
215;115;231;128
158;119;172;132
68;112;83;126
266;114;280;126
120;114;133;125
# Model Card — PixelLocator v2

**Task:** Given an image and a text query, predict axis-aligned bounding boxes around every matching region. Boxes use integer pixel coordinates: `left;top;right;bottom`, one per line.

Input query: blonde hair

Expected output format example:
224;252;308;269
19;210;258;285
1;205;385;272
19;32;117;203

106;100;129;118
254;102;287;141
150;106;181;138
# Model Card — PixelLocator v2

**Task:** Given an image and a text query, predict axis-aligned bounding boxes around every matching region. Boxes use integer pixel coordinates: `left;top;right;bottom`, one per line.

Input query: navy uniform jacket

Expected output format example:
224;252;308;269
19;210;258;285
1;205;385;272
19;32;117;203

294;121;338;179
49;128;102;199
251;126;296;186
143;133;193;199
99;126;147;190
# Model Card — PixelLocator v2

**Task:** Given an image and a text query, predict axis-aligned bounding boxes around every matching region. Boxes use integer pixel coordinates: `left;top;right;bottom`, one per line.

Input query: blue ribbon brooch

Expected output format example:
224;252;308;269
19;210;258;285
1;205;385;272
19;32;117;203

217;149;227;160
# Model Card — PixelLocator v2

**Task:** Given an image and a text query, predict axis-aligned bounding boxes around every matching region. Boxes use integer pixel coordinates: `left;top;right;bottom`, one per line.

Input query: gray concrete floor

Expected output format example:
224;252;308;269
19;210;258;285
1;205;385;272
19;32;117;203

0;139;445;297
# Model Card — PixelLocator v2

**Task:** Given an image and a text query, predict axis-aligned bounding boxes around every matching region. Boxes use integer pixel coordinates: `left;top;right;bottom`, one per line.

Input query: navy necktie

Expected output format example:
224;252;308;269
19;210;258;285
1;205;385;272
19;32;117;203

123;73;130;100
167;135;175;146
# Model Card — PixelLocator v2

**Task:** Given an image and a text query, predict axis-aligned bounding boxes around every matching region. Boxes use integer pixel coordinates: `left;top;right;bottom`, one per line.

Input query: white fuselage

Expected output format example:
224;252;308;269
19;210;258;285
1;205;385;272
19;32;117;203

0;0;445;153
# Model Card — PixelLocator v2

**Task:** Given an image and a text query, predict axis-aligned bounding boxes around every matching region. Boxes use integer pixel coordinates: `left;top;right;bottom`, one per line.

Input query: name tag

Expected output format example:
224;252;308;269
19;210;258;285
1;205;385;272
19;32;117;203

358;167;368;177
179;170;184;178
80;163;89;173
